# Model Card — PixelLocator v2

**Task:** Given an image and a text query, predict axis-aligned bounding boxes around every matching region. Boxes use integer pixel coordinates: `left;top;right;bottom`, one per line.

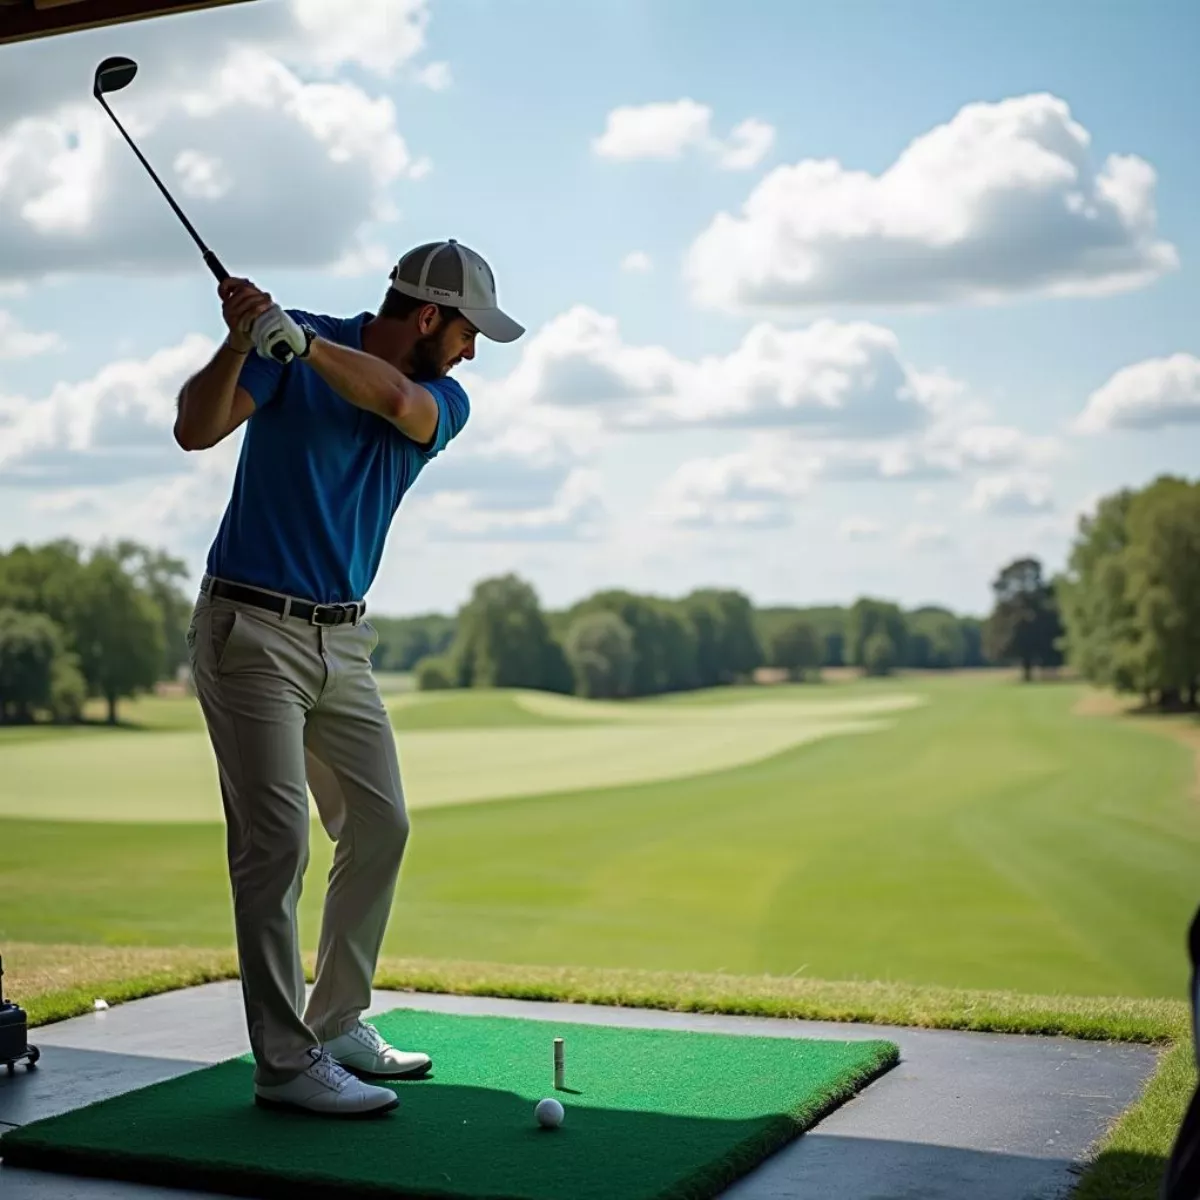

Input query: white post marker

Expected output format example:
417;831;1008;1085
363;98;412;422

554;1037;565;1091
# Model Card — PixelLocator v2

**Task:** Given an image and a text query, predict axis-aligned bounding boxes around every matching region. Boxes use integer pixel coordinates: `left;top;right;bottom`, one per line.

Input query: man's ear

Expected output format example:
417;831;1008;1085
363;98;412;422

416;303;443;335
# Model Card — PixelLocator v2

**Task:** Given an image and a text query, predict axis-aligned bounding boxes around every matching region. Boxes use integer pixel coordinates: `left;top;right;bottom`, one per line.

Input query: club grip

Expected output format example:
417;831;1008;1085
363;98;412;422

203;250;230;283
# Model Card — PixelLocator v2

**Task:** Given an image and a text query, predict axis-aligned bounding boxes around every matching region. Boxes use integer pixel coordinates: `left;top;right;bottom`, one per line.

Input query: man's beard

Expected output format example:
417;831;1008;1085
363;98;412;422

408;329;455;380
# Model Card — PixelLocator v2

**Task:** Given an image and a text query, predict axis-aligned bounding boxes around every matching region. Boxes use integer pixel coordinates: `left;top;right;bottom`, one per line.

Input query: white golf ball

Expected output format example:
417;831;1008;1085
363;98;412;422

535;1097;564;1128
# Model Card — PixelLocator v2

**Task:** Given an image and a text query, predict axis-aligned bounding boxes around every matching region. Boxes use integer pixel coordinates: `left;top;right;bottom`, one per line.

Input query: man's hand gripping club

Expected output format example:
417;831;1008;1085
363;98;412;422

220;278;309;364
203;276;442;448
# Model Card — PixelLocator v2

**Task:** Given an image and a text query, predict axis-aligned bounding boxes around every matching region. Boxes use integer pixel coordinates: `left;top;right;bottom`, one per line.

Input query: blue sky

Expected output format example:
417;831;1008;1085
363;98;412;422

1;0;1197;617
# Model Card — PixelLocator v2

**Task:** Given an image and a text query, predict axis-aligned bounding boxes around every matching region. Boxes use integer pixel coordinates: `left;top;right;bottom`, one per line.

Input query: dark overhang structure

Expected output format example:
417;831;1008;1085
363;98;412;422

0;0;252;47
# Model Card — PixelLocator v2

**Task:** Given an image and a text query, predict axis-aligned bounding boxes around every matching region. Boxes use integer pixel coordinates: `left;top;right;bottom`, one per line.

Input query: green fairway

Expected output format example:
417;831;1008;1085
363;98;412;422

0;688;918;822
1;675;1198;999
386;688;595;729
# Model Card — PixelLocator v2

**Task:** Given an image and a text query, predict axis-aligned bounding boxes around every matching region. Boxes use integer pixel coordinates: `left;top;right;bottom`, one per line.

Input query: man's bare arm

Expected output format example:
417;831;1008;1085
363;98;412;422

175;277;277;451
174;343;257;451
304;337;439;445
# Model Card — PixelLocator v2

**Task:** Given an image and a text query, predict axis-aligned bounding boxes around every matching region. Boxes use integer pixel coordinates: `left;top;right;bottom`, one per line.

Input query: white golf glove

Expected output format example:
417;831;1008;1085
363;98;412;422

251;304;310;364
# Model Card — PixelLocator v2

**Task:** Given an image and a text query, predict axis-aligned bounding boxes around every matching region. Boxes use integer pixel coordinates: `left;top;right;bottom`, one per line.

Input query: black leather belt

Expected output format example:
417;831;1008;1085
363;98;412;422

202;577;366;627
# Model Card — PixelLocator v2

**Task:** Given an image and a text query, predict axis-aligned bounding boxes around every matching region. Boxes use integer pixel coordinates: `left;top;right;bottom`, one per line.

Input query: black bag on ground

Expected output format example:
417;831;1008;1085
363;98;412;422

0;954;39;1072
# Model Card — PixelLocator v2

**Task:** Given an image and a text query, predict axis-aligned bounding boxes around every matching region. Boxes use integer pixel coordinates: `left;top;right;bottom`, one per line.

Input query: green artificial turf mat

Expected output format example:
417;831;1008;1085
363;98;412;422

0;1007;898;1200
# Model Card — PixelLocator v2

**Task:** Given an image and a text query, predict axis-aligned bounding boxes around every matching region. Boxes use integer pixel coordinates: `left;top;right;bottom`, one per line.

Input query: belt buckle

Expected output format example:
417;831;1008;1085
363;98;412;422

310;601;362;627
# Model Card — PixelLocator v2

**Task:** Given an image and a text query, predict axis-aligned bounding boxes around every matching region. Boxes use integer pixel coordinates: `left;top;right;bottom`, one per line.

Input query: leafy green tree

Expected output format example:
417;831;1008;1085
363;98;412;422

0;540;86;636
0;544;166;720
847;598;908;672
1057;477;1200;707
682;588;763;686
566;590;698;696
959;617;987;667
50;653;88;722
984;557;1064;681
1123;477;1200;707
715;588;764;679
681;593;724;689
0;606;85;723
1057;489;1140;693
540;635;575;696
907;607;968;669
370;614;456;672
756;606;848;668
0;539;174;719
112;540;192;679
822;629;846;667
448;574;572;693
863;630;897;676
767;619;820;681
652;603;700;693
563;611;636;698
0;608;63;722
73;551;165;723
414;656;455;690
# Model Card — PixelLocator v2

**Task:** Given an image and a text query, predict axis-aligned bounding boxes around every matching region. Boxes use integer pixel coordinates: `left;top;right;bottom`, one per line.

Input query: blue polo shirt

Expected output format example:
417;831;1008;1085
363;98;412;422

204;309;469;605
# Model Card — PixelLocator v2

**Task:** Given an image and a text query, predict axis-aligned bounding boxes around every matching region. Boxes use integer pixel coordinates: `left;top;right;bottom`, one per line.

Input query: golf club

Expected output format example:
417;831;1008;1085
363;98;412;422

92;56;294;364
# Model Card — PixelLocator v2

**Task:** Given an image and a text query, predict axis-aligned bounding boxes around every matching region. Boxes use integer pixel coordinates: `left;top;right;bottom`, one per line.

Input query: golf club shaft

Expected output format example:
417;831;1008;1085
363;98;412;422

96;94;228;283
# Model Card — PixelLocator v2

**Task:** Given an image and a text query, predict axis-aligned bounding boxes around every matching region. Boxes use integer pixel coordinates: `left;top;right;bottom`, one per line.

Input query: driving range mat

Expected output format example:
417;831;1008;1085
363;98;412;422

0;1007;899;1200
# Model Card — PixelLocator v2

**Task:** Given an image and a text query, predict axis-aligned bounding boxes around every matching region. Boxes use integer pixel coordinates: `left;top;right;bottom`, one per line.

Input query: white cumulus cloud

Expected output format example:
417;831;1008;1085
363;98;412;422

0;334;214;485
967;473;1055;516
652;449;816;529
0;310;60;359
1075;353;1200;432
412;468;606;542
501;306;937;438
283;0;432;76
430;306;1064;534
0;0;437;283
593;99;774;170
414;62;453;91
173;150;232;201
685;92;1177;312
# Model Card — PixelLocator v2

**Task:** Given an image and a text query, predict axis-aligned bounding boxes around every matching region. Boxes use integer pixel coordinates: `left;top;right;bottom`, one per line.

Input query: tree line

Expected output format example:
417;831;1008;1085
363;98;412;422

398;578;994;698
1;471;1193;722
386;475;1198;707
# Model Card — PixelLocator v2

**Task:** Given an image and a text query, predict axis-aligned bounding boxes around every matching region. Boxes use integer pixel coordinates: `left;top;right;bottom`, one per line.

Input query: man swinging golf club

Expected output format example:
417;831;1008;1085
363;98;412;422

176;240;524;1117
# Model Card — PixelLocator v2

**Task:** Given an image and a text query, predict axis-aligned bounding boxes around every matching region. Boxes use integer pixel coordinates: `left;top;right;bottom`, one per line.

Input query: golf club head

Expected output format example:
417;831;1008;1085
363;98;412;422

93;56;138;99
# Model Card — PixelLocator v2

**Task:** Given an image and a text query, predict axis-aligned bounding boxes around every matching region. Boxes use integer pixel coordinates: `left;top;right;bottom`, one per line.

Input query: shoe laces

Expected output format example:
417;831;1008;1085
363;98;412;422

349;1021;389;1054
307;1048;351;1092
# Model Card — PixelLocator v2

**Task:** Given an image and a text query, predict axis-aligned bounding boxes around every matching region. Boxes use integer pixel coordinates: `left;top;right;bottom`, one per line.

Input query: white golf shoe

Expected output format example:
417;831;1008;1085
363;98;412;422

254;1047;399;1118
324;1020;432;1081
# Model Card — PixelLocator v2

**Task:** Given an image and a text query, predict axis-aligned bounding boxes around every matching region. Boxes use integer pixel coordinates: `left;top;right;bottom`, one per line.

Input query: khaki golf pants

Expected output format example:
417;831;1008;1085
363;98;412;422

186;585;408;1087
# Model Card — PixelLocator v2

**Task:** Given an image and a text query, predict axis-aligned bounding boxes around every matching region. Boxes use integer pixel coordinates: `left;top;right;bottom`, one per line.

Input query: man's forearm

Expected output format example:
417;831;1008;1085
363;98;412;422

174;340;250;450
304;338;439;443
305;338;413;421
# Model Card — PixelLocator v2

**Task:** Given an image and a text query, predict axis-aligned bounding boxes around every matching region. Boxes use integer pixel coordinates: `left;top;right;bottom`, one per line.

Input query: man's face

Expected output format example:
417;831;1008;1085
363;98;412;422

410;312;478;379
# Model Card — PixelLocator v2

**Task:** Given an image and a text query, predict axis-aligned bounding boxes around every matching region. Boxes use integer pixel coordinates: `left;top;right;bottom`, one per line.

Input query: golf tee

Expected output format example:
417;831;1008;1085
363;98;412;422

554;1037;564;1090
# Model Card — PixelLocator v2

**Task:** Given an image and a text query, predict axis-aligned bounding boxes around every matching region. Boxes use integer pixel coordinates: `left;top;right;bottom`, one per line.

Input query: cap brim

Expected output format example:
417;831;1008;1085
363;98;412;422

460;306;525;344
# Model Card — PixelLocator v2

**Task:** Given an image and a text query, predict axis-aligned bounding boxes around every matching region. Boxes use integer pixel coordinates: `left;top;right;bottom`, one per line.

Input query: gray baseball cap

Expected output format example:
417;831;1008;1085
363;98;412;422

389;239;525;343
